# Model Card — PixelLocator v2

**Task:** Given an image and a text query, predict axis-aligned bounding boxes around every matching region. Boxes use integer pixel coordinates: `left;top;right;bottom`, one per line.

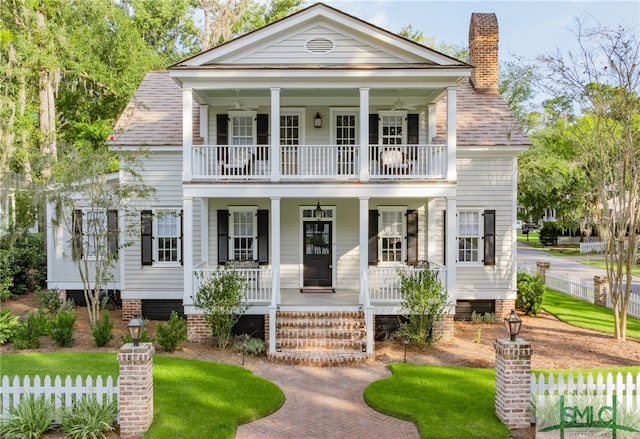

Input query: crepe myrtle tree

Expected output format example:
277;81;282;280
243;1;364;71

539;18;640;340
48;145;154;324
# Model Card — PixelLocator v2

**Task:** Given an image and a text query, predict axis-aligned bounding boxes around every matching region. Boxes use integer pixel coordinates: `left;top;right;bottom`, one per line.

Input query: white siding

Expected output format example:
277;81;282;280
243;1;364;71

122;150;184;300
455;155;517;300
229;25;415;65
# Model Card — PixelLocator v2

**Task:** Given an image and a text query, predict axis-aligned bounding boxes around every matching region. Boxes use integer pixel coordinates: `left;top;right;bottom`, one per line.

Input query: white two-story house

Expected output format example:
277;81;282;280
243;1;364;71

47;3;530;365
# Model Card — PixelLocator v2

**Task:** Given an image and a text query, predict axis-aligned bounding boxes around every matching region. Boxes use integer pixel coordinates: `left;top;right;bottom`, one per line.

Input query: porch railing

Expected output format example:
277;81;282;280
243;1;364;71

193;264;272;303
190;144;446;181
368;262;447;303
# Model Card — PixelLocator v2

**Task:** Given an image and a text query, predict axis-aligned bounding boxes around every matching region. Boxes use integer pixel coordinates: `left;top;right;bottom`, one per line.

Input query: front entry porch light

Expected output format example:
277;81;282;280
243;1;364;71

504;309;522;341
314;112;322;128
314;200;323;221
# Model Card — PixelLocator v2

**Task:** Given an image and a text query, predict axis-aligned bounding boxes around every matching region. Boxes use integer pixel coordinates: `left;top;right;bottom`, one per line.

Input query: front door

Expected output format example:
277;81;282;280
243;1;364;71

303;221;332;286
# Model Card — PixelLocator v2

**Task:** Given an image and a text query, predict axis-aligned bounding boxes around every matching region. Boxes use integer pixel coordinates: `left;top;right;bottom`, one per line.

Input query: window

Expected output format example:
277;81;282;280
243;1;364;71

280;114;300;145
230;208;256;261
379;111;406;145
379;208;405;264
229;112;255;145
156;211;180;263
72;208;117;260
140;209;182;266
458;210;480;263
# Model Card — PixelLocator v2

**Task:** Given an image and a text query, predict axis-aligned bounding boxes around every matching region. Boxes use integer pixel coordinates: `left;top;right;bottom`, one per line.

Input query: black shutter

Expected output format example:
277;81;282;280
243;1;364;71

407;209;418;266
107;210;118;259
72;209;83;260
443;209;446;265
256;114;269;160
369;114;379;145
180;210;184;266
257;210;269;264
368;210;378;266
484;210;496;266
141;210;153;266
217;210;229;265
216;114;229;161
407;114;419;144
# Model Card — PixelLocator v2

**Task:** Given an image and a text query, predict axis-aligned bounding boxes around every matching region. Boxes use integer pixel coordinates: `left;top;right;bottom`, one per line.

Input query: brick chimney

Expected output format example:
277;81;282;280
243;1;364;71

469;13;499;94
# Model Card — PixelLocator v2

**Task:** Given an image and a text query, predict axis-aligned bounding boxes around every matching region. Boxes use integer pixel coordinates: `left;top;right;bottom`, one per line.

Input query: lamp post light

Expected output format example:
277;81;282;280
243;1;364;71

402;337;409;363
127;313;144;346
504;309;522;342
314;200;323;221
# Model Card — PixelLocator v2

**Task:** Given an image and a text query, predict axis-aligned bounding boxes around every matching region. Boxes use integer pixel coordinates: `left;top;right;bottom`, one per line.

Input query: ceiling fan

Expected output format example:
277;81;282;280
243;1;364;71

227;90;258;111
389;98;417;111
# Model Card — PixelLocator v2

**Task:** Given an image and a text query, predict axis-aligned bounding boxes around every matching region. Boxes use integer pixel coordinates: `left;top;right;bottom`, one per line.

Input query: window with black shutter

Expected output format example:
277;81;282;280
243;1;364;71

141;210;153;266
406;209;418;266
484;210;496;266
72;210;83;260
257;210;269;265
216;114;229;161
107;210;118;259
217;210;229;265
368;210;378;266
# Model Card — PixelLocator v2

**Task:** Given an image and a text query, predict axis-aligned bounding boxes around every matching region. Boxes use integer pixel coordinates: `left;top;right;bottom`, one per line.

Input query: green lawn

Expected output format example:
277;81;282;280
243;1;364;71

542;289;640;339
579;259;640;277
0;353;284;438
365;364;510;439
517;231;543;247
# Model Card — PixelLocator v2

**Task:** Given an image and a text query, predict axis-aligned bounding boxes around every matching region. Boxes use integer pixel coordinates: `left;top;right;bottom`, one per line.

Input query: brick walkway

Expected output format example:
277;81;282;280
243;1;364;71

235;362;420;439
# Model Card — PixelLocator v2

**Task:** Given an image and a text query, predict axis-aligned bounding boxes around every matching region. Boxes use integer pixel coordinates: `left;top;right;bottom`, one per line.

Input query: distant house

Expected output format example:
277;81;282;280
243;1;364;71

47;3;530;365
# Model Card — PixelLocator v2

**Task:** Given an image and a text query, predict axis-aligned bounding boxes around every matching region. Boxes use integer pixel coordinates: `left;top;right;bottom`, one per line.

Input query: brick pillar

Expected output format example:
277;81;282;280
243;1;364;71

122;299;142;321
264;314;270;346
187;314;210;342
535;261;550;283
118;343;154;438
494;338;532;429
593;275;608;306
432;314;454;340
495;299;515;320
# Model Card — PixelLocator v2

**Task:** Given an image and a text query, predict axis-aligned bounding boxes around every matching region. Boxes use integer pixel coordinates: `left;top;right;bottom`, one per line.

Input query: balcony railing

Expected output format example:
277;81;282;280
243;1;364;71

193;264;273;304
191;144;447;181
368;262;447;303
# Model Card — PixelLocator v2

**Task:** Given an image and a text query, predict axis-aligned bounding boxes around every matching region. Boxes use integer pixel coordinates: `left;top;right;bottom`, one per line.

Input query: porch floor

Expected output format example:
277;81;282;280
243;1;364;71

279;288;360;306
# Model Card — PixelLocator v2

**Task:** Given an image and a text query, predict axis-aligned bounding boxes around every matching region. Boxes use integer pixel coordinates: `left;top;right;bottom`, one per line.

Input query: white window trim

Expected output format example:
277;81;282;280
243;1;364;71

378;110;408;145
378;206;407;267
298;205;337;288
280;108;306;144
457;208;483;266
229;206;257;261
153;209;182;267
82;207;106;261
330;108;359;145
228;111;257;145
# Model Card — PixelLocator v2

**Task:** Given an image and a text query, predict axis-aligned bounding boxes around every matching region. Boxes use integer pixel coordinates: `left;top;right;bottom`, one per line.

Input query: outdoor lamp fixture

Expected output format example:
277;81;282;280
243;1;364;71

314;112;322;128
504;309;522;342
314;199;323;221
127;312;144;346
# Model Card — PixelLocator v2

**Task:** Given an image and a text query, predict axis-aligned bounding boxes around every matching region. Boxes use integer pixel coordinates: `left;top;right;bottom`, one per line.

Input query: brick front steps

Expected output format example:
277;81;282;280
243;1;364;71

267;310;374;367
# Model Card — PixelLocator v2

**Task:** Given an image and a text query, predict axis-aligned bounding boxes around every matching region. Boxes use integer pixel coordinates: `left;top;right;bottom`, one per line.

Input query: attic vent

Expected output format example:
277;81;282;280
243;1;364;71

305;38;334;54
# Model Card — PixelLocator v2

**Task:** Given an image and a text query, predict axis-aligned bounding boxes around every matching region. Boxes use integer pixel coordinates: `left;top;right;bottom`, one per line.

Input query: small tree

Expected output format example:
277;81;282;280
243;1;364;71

193;265;247;349
398;267;448;346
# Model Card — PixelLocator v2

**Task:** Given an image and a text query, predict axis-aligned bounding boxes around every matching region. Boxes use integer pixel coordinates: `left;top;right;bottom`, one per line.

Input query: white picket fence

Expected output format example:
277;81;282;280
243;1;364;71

580;241;606;253
531;372;640;425
1;375;119;421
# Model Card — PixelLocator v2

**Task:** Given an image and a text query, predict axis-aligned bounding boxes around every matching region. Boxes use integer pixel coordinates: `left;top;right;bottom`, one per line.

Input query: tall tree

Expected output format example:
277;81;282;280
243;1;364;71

539;19;640;341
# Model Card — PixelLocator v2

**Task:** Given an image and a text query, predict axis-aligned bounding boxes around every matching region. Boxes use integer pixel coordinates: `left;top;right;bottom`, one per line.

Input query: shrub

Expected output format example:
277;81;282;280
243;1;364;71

51;307;77;347
516;272;545;316
12;311;51;349
0;233;46;296
38;288;63;316
60;396;118;439
233;334;266;356
156;311;187;352
0;309;20;344
90;311;114;347
539;222;560;246
194;266;247;349
398;267;448;346
0;395;58;438
0;264;13;301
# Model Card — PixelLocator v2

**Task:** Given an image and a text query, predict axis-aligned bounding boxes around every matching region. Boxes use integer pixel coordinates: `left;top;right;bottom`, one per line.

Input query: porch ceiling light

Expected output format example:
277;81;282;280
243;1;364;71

314;200;323;221
127;312;144;346
314;112;322;128
504;309;522;342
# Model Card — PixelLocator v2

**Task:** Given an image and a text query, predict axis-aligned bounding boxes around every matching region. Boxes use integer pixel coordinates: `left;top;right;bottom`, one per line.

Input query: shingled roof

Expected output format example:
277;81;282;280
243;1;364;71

107;71;529;148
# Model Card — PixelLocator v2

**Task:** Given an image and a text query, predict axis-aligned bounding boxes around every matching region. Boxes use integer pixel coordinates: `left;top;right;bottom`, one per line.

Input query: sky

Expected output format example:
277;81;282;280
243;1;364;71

320;0;640;64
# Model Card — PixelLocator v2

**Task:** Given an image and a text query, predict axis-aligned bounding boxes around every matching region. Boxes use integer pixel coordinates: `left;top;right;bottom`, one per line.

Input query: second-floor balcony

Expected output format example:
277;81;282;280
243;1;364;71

191;143;447;182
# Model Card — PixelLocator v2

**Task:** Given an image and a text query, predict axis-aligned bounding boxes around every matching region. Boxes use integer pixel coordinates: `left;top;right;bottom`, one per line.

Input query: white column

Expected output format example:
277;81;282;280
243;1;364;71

446;86;457;182
445;197;457;310
427;198;437;261
183;196;194;306
182;88;193;182
359;197;370;304
199;105;209;144
359;88;370;182
45;201;55;289
268;197;281;353
270;88;281;182
200;198;208;263
427;103;437;143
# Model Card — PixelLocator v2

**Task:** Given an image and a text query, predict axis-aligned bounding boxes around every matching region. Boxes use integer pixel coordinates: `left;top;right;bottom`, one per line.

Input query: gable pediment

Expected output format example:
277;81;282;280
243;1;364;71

176;3;466;68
